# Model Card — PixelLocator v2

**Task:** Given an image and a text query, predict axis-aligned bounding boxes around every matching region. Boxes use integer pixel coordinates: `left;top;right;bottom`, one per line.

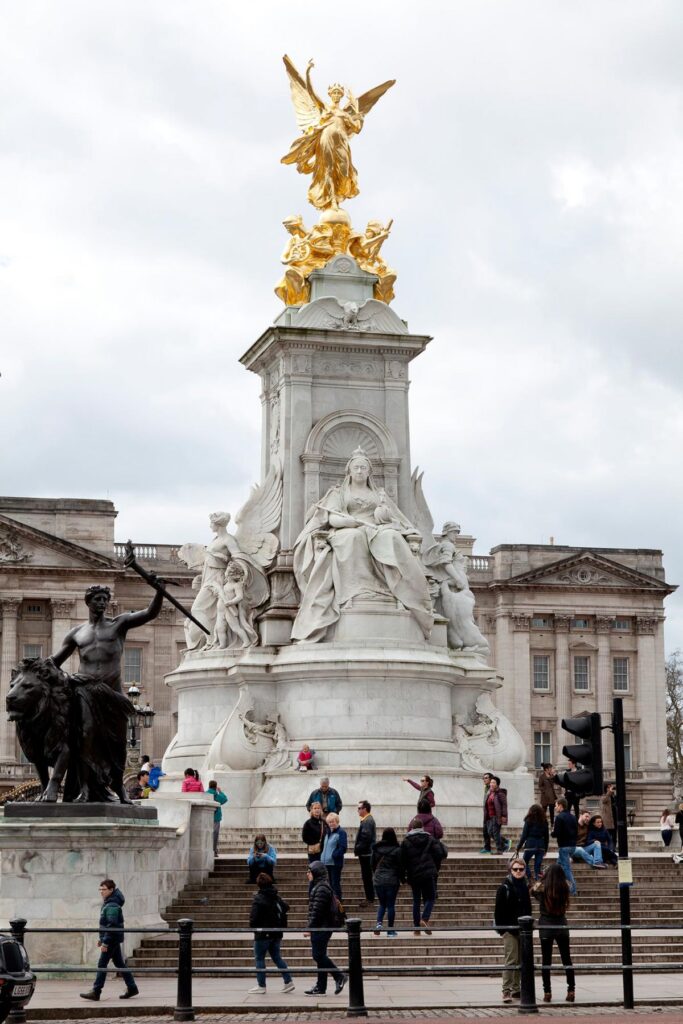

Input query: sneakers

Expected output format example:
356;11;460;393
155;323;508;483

387;930;398;938
79;991;100;1001
305;986;325;995
502;993;513;1003
373;924;382;935
503;837;512;852
420;918;433;935
120;987;139;999
334;975;347;995
479;848;491;854
248;985;266;994
673;853;682;864
282;982;295;993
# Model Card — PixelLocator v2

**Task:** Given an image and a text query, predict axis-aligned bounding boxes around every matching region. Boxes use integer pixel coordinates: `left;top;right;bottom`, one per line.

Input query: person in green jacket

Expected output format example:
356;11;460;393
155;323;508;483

208;780;228;856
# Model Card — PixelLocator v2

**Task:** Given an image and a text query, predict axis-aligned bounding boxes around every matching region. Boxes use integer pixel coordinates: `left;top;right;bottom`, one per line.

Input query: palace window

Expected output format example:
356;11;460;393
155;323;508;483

531;616;552;629
623;732;632;771
571;617;591;630
534;731;552;768
123;647;143;684
573;655;590;691
24;602;44;618
23;643;43;659
613;657;630;692
612;618;632;631
532;655;550;691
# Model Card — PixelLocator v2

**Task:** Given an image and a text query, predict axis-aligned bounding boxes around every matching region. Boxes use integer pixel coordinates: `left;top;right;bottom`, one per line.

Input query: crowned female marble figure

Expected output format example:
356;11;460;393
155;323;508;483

291;448;433;642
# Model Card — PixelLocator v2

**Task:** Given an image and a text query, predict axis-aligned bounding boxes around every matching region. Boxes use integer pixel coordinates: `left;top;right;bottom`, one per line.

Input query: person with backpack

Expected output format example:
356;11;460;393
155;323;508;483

494;857;532;1003
514;803;549;881
400;818;444;935
304;861;346;996
247;872;295;995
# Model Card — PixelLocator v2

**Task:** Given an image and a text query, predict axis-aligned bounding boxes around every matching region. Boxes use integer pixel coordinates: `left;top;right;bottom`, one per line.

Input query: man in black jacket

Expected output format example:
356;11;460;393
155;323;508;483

247;873;295;995
400;822;444;935
552;797;578;895
354;800;376;902
305;862;346;996
80;881;138;1001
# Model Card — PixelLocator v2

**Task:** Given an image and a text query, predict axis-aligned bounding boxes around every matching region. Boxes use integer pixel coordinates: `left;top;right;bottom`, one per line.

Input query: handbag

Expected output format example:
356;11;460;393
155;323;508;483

307;820;324;855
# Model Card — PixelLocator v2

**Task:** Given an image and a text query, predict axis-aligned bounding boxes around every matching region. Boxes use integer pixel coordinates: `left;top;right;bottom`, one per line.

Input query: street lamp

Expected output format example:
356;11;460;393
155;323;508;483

127;684;155;752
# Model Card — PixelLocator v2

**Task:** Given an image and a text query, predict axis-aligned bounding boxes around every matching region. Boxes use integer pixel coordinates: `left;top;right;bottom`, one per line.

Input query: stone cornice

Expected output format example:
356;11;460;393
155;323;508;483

240;326;431;376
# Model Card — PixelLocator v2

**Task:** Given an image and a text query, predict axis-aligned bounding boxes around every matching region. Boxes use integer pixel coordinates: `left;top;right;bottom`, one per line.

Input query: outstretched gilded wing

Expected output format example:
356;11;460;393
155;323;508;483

283;54;323;133
411;468;438;559
357;79;396;117
234;461;283;568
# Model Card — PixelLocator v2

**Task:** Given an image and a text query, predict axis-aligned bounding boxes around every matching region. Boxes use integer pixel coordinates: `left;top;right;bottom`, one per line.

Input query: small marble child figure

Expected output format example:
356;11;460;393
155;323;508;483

212;562;258;649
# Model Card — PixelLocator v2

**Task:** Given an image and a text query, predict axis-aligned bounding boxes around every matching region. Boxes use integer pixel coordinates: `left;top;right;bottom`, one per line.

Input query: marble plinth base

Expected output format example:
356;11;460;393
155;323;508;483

4;803;157;822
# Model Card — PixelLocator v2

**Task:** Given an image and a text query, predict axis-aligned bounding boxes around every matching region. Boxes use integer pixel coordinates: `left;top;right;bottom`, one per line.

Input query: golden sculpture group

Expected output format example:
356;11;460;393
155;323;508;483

276;56;397;306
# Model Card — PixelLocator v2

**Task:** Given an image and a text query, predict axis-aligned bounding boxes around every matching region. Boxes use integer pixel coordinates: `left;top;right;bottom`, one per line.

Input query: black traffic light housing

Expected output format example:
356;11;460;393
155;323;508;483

558;711;603;797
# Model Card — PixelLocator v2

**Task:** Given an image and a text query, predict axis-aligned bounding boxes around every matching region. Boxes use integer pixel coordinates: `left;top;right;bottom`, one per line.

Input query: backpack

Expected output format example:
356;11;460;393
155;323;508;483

274;896;289;929
330;892;347;928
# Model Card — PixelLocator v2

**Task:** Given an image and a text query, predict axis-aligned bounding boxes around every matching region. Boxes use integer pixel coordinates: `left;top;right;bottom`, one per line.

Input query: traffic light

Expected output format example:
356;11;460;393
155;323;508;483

558;712;603;796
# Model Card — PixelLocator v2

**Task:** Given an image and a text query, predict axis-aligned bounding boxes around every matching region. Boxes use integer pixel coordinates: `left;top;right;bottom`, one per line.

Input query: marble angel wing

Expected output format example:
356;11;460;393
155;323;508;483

356;79;396;117
283;54;323;133
410;468;438;561
233;461;283;568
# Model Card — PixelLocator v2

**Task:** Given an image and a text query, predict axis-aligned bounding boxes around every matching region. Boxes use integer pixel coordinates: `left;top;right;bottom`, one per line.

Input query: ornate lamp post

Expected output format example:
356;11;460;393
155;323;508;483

126;684;155;754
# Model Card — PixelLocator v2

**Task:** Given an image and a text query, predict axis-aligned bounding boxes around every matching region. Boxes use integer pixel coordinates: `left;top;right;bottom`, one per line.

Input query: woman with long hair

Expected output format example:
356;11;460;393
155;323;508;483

532;863;575;1003
661;808;676;847
372;827;402;937
402;775;435;809
515;803;549;881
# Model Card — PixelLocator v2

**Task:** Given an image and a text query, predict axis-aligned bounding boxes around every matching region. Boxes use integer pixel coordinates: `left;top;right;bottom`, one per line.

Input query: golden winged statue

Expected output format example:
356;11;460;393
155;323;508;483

281;55;395;214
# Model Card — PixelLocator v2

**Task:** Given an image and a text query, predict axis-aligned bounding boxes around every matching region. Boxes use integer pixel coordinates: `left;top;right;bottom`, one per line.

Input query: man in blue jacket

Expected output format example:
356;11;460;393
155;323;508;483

80;880;138;1001
306;777;342;816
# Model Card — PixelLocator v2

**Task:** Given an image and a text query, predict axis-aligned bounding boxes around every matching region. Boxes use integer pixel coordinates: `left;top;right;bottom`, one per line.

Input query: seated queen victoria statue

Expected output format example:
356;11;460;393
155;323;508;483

291;448;434;643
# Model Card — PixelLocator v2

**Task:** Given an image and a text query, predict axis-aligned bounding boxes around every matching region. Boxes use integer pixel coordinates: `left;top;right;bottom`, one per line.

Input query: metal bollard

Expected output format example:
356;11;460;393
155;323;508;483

8;918;28;1024
518;916;538;1015
174;918;195;1022
345;917;368;1017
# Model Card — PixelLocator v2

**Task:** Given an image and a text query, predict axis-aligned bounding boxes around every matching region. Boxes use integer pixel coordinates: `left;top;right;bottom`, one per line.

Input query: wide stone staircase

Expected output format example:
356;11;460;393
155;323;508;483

132;837;683;978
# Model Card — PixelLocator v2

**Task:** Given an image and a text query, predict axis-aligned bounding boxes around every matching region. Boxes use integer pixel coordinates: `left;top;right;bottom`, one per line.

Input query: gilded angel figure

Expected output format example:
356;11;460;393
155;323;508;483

281;56;395;212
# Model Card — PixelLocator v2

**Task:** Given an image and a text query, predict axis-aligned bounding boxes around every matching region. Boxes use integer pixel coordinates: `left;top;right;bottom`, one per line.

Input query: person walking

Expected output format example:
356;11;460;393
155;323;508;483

532;863;575;1003
247;872;295;994
354;800;376;902
479;772;493;853
483;776;508;855
320;812;347;899
304;862;346;996
372;827;402;937
400;818;443;935
402;774;435;808
600;783;617;846
80;880;138;1001
302;802;330;863
208;780;228;856
538;763;558;825
661;809;676;847
247;835;277;883
515;803;549;881
551;798;579;895
494;857;532;1003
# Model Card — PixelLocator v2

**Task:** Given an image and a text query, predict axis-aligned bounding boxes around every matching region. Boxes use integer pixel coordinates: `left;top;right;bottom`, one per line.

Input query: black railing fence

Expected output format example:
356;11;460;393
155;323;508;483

8;916;683;1021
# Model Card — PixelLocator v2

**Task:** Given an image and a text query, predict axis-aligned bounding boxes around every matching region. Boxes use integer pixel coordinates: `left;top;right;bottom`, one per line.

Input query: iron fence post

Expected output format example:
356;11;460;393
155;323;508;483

345;917;368;1017
174;918;195;1022
518;916;538;1014
8;918;28;1024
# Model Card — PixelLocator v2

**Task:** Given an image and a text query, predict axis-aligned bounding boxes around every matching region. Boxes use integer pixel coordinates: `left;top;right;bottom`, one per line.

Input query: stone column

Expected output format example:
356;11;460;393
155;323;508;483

153;605;177;756
0;598;21;763
554;615;571;765
50;599;75;672
595;616;614;767
511;614;533;762
635;616;659;768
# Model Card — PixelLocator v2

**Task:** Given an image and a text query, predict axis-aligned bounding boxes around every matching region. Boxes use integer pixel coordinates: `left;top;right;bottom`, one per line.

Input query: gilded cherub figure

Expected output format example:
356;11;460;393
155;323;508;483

281;56;395;213
349;220;397;303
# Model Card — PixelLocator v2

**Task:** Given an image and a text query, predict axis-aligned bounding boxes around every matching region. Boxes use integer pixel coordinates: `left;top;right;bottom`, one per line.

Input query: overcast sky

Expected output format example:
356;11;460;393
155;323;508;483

1;1;682;649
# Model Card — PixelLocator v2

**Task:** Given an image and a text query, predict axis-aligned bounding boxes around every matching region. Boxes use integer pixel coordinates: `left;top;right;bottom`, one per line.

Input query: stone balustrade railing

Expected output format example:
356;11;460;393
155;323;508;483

468;555;491;572
114;543;181;563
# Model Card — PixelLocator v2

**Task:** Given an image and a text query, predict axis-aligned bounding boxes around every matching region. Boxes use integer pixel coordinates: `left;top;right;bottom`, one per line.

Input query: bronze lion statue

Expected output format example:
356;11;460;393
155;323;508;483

7;658;72;801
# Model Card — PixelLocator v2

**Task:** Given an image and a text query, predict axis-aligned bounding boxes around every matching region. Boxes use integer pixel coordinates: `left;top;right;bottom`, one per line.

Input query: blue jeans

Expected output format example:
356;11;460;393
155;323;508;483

375;883;399;928
485;818;504;852
557;847;577;894
310;931;343;993
410;877;436;926
326;864;343;899
254;938;292;988
572;842;602;865
94;943;136;992
522;848;545;879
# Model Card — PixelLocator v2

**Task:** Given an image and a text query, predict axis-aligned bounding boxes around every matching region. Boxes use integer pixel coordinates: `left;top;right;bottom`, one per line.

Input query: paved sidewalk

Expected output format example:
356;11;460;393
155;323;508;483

22;972;683;1019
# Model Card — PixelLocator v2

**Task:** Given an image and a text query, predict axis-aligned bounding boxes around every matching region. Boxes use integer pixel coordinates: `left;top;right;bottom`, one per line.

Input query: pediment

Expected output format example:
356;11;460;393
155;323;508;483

0;515;119;571
500;550;673;594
